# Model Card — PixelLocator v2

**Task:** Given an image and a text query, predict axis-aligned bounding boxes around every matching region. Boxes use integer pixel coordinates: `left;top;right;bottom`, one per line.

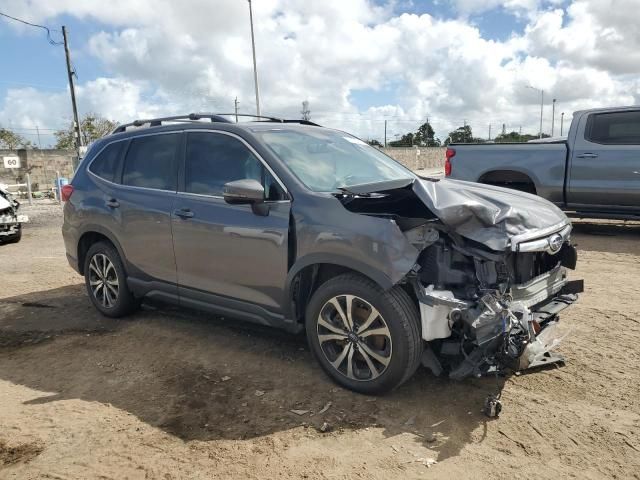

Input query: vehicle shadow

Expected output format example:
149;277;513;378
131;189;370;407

0;285;505;462
571;219;640;255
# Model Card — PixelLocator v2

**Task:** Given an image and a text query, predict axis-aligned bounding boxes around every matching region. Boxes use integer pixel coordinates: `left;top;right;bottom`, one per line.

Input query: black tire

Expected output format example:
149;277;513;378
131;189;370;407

83;241;140;318
1;225;22;244
305;273;422;394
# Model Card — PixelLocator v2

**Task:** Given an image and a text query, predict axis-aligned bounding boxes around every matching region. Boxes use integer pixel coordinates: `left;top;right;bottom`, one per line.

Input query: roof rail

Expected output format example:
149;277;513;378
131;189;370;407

111;112;321;134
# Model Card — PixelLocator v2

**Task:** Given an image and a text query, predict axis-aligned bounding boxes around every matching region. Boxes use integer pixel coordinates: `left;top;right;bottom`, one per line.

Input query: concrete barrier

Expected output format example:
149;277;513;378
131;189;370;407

381;147;445;170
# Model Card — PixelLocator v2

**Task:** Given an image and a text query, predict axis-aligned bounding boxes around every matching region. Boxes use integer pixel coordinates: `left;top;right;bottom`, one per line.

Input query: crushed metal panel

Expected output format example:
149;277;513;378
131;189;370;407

412;178;568;251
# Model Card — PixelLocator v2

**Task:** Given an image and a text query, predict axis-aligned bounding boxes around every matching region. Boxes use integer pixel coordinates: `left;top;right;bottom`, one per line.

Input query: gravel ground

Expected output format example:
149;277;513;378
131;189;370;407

0;200;639;479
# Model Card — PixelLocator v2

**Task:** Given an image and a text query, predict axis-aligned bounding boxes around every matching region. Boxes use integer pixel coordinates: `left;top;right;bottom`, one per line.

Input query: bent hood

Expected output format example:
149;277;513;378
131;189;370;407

412;178;568;251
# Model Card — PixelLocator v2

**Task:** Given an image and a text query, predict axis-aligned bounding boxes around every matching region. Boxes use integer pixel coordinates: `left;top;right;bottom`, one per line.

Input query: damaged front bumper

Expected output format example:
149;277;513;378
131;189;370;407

415;243;583;380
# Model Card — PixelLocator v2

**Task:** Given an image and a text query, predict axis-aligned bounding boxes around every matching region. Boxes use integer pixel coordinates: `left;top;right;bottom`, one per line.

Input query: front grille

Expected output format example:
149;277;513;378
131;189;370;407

512;249;563;284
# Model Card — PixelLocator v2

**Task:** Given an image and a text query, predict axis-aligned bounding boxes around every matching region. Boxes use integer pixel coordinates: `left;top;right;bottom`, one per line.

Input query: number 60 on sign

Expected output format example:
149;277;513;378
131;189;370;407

3;156;20;168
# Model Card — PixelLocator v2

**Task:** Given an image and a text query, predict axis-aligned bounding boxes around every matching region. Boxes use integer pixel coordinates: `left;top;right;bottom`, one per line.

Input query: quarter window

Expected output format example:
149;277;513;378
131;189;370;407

586;111;640;145
89;142;124;183
122;134;179;190
184;132;284;200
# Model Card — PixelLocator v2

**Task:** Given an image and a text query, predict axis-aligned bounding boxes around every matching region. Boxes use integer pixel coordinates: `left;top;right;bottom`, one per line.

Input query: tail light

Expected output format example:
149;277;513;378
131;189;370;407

61;184;74;202
445;147;455;176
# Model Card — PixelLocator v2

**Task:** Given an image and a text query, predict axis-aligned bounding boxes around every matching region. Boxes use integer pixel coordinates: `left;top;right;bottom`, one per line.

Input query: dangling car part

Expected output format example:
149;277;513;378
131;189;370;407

0;185;28;245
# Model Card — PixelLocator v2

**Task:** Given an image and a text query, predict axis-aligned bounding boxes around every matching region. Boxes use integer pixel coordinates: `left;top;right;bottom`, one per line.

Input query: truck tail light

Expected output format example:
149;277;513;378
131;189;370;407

445;148;456;176
61;184;74;202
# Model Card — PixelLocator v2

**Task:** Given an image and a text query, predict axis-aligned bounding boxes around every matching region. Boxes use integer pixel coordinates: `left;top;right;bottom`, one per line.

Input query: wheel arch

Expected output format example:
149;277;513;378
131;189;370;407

284;254;399;324
76;226;126;276
478;169;538;193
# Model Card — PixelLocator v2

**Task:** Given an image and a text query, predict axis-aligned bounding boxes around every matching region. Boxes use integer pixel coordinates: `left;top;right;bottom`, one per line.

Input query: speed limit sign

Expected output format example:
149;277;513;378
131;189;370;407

3;156;20;168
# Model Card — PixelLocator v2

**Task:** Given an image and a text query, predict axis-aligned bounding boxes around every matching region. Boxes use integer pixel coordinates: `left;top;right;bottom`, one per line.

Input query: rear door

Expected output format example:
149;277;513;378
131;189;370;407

171;130;291;313
567;110;640;211
114;132;181;288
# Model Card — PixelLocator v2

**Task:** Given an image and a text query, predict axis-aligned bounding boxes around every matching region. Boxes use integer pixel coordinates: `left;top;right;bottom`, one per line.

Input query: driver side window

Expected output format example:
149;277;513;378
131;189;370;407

184;132;285;200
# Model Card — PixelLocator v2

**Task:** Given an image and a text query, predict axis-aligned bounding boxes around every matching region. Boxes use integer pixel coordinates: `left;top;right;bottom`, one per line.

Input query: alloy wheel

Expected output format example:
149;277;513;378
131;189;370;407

316;294;393;381
88;253;119;308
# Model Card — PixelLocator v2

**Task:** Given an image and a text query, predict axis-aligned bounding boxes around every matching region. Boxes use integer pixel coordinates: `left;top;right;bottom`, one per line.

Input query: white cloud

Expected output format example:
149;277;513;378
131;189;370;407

1;0;639;144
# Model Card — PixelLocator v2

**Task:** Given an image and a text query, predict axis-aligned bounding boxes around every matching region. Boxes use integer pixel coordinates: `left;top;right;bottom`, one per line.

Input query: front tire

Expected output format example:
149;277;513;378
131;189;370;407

83;241;140;318
0;225;22;244
305;273;422;394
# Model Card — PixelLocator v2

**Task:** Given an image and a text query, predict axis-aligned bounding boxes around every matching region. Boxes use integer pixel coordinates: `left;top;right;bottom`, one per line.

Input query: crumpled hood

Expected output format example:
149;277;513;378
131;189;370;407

412;178;569;251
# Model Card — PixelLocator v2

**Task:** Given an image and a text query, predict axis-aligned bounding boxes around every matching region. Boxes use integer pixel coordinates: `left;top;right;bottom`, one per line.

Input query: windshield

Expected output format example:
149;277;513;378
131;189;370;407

254;128;414;192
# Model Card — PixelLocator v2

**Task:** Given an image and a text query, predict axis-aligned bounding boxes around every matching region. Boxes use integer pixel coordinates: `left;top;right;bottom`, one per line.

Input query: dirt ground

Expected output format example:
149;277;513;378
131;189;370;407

0;201;639;479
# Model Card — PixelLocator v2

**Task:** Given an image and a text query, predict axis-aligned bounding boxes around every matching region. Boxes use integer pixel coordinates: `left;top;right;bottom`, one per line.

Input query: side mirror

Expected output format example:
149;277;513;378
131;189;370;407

223;179;265;204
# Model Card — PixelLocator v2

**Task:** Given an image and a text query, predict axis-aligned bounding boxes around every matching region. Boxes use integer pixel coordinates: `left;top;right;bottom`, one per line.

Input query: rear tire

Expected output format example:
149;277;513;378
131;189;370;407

83;241;140;318
305;273;422;394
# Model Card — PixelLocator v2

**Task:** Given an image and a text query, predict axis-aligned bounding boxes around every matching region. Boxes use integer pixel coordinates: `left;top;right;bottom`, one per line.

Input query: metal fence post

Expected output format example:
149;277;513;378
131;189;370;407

26;173;33;206
56;170;61;204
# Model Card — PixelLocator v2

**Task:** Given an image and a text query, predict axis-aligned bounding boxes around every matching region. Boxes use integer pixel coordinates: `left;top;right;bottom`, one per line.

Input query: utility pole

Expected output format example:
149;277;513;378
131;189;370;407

560;112;565;136
301;100;311;120
384;120;387;148
539;90;544;138
551;98;556;136
519;125;522;142
526;85;544;138
234;97;239;123
35;125;42;149
62;26;82;156
247;0;261;116
488;124;491;141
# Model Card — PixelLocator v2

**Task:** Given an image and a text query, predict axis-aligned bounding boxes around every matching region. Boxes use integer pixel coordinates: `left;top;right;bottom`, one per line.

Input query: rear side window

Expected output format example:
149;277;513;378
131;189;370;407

122;134;179;190
184;132;285;200
586;111;640;145
89;142;123;182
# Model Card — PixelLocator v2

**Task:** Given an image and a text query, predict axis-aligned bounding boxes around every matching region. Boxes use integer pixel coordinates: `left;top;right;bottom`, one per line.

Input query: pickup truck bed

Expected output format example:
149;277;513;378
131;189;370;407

446;106;640;219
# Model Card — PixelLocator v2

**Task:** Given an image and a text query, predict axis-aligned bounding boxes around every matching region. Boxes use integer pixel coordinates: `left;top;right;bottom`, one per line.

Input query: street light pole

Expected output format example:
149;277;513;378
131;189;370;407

551;98;556;136
526;85;544;139
560;112;565;136
247;0;261;117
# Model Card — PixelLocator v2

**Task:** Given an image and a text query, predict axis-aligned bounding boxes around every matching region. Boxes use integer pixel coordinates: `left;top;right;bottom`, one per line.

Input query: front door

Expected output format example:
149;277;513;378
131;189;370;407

567;109;640;211
171;131;291;313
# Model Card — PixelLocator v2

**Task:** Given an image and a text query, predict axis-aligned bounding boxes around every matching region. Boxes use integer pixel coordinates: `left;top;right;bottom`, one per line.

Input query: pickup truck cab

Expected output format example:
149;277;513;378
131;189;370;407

446;106;640;219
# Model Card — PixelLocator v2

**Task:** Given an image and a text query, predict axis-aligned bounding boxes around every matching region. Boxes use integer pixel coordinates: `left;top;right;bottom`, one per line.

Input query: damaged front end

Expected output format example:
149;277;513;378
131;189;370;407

339;177;583;380
411;223;582;380
0;185;27;244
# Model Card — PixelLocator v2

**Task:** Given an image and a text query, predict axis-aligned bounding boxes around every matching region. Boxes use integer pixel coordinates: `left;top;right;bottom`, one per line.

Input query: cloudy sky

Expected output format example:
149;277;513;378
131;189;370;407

0;0;638;146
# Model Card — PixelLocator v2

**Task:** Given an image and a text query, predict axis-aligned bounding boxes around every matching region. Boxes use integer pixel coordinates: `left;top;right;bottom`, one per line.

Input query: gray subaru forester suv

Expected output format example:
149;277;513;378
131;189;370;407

62;113;582;395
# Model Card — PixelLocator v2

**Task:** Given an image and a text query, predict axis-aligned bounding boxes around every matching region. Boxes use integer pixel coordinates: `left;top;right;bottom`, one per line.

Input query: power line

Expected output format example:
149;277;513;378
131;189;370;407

0;11;64;45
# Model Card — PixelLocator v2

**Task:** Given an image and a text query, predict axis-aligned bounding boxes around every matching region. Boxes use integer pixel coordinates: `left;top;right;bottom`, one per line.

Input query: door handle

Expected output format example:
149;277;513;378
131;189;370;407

174;208;194;219
576;153;598;159
106;199;120;208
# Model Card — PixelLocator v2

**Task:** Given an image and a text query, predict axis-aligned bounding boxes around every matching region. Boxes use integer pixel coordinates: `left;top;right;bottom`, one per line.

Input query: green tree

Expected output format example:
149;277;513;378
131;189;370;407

444;125;485;145
366;139;384;147
0;128;32;149
55;113;118;149
388;132;415;147
388;121;440;147
493;131;550;143
415;121;441;147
